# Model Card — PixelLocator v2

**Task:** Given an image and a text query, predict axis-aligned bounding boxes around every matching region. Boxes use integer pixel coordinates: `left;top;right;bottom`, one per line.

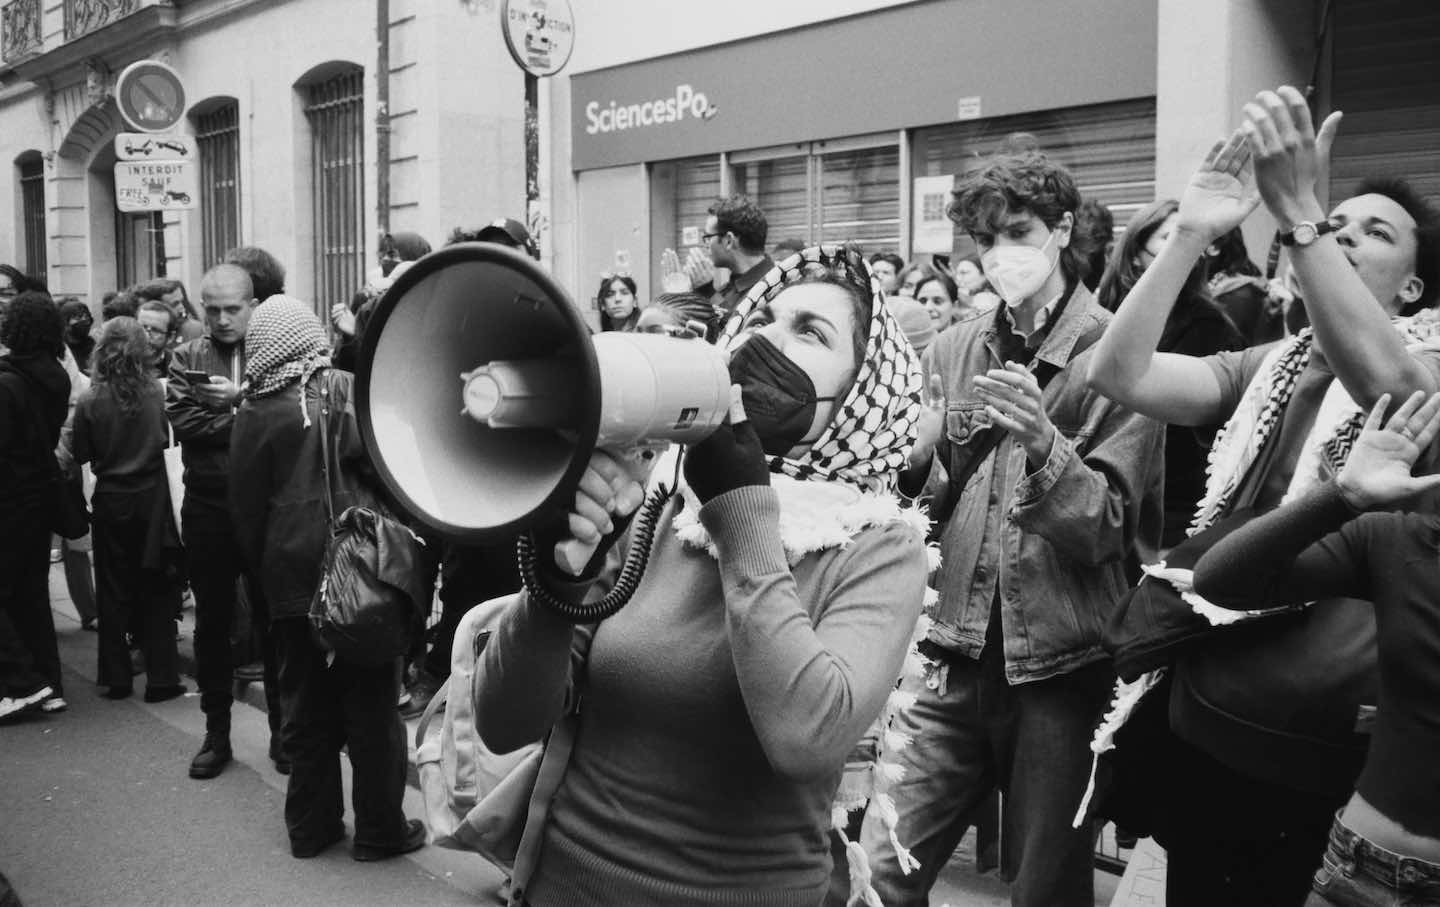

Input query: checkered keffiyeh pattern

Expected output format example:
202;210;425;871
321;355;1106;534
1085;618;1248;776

242;295;332;410
717;244;924;492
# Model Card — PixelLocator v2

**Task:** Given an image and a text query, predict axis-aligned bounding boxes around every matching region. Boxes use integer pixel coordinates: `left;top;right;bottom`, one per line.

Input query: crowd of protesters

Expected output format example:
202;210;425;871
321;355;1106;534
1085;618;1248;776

3;80;1440;907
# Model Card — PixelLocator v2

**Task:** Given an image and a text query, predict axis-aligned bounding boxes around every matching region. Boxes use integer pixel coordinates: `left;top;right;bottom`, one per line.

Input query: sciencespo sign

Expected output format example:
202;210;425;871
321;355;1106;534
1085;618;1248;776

584;84;717;135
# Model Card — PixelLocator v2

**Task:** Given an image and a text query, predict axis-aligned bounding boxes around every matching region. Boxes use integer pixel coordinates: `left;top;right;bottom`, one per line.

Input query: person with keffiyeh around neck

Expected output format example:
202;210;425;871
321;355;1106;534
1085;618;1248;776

1086;86;1440;907
228;296;426;862
474;245;932;907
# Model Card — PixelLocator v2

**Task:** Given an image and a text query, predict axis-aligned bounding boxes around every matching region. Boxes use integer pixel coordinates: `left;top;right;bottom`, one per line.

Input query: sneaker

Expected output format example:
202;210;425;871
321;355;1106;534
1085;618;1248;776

39;695;68;714
0;685;54;721
399;672;442;720
352;819;427;862
189;733;233;779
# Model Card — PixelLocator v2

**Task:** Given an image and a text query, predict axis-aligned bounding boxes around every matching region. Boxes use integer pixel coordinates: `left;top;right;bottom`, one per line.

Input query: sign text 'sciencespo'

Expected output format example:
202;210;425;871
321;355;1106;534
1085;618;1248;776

585;84;714;135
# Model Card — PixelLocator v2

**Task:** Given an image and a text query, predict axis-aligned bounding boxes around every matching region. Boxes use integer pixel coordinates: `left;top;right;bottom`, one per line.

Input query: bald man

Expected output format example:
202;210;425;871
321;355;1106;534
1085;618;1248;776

166;264;283;779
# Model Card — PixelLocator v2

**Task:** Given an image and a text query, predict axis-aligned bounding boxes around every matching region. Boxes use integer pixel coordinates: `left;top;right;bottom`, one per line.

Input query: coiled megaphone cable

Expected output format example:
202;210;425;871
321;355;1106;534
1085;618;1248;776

516;483;675;623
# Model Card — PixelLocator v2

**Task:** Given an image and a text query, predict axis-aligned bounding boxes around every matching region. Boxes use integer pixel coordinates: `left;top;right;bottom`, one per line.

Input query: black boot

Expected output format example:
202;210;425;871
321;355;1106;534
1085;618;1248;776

189;730;233;779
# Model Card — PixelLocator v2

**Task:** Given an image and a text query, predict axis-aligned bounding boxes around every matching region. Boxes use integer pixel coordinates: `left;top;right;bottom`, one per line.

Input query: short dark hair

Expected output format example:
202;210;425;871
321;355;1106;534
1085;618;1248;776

137;299;176;332
772;238;806;260
0;291;63;356
870;252;905;273
949;151;1085;286
1353;176;1440;311
709;195;768;255
1076;199;1115;291
223;246;286;301
1205;226;1260;279
102;291;140;321
916;271;959;303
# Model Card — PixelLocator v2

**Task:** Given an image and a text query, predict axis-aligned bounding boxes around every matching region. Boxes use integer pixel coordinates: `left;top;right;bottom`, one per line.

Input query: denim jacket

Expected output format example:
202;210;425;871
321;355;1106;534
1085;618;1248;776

920;285;1164;683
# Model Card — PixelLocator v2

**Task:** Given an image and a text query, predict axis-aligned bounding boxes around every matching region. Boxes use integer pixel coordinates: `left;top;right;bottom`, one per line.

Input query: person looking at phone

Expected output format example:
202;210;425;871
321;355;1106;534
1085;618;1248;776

165;263;284;778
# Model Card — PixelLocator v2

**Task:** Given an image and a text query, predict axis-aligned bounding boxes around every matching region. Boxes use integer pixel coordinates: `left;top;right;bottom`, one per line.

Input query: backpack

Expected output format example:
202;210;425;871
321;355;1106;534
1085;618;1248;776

307;380;429;665
414;593;576;901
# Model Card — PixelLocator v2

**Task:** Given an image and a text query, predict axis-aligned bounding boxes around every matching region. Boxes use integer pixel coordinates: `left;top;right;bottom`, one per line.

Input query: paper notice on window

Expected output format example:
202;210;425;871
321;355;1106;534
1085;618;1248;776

912;175;955;255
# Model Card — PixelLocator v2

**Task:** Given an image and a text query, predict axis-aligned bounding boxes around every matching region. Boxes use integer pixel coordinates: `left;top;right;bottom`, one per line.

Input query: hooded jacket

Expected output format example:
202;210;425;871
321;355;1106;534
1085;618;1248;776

0;352;70;517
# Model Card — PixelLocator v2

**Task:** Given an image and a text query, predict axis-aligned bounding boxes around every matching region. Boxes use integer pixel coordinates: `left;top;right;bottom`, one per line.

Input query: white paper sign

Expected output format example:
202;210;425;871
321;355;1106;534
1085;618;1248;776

114;160;198;212
956;96;982;120
681;225;700;247
912;175;955;255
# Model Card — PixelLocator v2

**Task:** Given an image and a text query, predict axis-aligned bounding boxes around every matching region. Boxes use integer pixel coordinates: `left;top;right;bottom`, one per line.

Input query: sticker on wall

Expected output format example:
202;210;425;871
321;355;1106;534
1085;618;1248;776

912;175;955;255
681;225;700;247
956;96;983;121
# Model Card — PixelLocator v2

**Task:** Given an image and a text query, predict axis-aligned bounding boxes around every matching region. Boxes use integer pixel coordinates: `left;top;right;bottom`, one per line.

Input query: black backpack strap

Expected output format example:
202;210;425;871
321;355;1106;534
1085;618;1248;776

315;373;335;524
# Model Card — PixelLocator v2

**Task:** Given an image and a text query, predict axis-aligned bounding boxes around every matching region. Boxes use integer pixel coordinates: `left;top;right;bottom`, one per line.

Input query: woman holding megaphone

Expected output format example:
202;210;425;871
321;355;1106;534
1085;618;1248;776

475;245;932;906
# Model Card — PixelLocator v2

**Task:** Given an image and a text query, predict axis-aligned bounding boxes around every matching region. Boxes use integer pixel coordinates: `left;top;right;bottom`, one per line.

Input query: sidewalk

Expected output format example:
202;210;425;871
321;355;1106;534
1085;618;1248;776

44;561;1124;906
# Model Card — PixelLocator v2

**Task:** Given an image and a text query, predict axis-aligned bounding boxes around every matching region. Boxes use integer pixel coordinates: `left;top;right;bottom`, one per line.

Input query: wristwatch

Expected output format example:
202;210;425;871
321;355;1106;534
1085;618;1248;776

1280;219;1338;247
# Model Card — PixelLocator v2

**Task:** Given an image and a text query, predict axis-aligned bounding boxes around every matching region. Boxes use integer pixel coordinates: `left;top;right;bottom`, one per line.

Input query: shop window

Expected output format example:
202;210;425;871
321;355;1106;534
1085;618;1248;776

303;65;365;313
16;151;45;279
913;98;1156;255
115;211;165;288
194;99;241;269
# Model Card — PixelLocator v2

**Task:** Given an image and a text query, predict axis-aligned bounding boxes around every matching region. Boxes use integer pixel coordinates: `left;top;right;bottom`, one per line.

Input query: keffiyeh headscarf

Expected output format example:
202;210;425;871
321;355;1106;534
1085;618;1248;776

716;244;924;493
242;295;332;426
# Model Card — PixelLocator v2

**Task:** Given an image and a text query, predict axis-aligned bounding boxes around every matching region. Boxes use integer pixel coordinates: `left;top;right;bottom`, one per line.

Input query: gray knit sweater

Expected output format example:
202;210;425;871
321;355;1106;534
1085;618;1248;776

475;485;929;906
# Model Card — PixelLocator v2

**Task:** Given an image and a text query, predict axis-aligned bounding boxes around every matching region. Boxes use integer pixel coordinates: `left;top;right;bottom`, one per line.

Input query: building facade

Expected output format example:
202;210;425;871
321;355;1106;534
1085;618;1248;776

0;0;530;313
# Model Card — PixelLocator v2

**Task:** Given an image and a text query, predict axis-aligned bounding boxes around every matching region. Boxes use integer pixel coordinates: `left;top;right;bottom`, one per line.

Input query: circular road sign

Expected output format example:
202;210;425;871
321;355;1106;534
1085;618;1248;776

115;60;187;133
501;0;575;78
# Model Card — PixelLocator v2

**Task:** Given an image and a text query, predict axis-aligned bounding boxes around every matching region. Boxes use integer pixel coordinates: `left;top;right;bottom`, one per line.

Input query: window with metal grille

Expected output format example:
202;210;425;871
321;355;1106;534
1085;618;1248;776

17;151;45;279
304;66;365;315
195;101;240;270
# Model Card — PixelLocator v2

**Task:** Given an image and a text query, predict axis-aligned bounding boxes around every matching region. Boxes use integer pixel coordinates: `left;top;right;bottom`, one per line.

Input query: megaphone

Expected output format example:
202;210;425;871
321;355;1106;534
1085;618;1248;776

355;242;732;556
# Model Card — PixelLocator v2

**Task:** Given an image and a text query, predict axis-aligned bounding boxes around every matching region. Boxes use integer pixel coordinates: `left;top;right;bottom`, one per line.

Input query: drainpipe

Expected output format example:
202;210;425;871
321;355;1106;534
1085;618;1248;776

376;0;391;238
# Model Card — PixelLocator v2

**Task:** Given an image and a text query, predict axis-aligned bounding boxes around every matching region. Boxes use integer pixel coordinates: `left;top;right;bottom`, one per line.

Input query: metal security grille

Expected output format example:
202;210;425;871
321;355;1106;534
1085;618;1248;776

304;67;366;316
195;101;240;270
18;153;45;278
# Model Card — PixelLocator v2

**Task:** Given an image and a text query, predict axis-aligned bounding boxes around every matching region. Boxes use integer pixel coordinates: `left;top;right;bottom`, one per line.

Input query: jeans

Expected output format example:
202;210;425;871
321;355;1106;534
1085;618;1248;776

273;619;409;853
1305;815;1440;907
183;494;280;735
859;637;1112;907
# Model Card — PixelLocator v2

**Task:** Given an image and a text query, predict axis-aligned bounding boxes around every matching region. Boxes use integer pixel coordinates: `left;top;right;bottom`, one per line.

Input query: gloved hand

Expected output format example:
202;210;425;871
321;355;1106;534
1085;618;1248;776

683;386;771;504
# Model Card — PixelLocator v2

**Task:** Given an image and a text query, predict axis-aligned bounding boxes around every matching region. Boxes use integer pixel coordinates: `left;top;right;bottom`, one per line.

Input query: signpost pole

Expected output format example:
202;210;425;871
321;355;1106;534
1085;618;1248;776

525;71;539;255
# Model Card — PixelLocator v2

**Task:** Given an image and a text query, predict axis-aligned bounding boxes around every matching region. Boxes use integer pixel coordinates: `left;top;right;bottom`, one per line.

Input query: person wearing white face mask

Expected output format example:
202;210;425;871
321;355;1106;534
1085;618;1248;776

859;151;1165;907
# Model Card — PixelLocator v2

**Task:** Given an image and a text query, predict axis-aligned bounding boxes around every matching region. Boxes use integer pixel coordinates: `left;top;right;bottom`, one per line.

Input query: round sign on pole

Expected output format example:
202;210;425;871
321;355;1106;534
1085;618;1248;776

115;60;187;134
501;0;575;78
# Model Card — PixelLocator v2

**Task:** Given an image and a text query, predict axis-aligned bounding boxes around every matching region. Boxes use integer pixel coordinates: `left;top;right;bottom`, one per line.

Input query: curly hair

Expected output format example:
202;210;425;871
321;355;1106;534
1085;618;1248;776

949;151;1086;285
1;291;63;356
91;317;160;413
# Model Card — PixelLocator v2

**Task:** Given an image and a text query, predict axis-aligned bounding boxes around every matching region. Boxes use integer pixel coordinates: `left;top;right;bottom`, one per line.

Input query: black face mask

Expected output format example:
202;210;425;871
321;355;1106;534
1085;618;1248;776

727;334;835;457
66;320;92;342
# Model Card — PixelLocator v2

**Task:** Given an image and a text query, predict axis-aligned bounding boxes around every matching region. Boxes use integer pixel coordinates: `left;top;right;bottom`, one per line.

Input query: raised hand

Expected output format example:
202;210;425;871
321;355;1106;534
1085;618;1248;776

1176;129;1261;243
1241;85;1340;227
1336;391;1440;511
684;246;718;289
659;248;692;293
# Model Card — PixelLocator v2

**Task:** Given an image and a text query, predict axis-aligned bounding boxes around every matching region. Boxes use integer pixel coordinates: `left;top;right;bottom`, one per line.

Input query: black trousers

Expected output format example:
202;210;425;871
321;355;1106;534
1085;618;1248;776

421;539;521;680
1158;733;1346;907
273;619;409;851
183;492;280;734
0;508;63;698
91;488;180;691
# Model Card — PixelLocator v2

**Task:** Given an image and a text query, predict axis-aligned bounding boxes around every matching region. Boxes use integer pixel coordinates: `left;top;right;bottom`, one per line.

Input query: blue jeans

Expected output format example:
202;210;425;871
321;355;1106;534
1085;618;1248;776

859;640;1111;907
1305;814;1440;906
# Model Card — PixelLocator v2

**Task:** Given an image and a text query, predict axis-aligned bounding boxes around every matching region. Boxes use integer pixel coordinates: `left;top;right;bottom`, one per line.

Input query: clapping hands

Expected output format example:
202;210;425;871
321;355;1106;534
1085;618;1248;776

659;249;693;293
1240;85;1342;228
1176;130;1261;244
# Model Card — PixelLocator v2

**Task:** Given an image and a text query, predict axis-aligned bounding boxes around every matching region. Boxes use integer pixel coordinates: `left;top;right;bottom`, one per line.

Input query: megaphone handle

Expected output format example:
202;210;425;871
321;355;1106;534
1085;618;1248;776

553;507;638;582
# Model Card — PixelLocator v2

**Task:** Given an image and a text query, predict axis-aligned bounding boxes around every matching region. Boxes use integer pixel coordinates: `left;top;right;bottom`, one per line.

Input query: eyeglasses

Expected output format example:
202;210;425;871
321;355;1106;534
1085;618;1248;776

701;231;724;243
142;326;172;338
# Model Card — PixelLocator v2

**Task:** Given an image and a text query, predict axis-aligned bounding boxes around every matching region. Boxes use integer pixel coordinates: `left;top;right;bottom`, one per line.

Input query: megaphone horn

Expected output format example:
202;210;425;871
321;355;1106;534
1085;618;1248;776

355;243;732;611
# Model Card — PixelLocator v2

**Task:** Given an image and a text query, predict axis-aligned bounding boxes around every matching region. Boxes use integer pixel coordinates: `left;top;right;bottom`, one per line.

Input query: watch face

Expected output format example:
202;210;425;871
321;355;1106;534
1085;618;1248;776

1293;222;1318;246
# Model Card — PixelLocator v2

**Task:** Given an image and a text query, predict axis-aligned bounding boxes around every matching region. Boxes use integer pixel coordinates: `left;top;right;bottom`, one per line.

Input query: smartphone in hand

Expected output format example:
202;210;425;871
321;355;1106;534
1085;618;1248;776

183;370;214;384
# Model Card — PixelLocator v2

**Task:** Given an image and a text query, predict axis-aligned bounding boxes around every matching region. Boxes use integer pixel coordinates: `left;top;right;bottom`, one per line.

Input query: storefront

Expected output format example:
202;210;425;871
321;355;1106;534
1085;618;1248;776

564;0;1159;313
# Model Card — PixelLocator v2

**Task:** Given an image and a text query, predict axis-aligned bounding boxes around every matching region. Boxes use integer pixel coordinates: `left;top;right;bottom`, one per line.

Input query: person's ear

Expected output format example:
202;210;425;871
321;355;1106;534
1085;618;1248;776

1398;274;1424;307
1056;212;1075;249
